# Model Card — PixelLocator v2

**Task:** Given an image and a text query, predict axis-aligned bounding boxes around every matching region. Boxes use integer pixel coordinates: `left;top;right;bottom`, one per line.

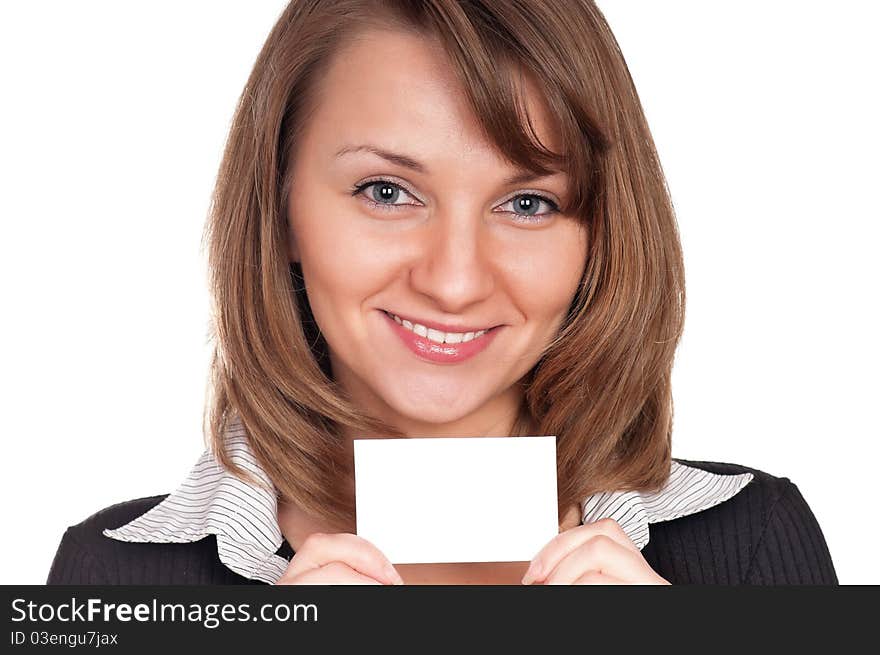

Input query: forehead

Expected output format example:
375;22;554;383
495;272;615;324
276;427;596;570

301;28;561;165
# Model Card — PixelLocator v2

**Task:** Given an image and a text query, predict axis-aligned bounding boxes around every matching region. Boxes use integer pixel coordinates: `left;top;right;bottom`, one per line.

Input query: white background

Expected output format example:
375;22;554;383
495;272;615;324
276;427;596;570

1;1;876;584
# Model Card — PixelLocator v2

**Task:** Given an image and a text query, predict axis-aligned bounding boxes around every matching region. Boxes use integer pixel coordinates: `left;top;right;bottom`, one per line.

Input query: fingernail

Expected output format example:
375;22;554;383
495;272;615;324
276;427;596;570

385;562;404;585
522;560;542;585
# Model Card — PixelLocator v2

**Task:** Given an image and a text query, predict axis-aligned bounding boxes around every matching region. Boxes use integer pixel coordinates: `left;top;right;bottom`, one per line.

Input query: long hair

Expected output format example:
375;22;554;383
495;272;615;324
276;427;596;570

202;0;685;529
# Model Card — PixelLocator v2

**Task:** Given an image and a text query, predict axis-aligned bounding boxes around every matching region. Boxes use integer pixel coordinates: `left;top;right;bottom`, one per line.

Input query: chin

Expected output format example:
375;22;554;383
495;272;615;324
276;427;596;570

379;382;490;429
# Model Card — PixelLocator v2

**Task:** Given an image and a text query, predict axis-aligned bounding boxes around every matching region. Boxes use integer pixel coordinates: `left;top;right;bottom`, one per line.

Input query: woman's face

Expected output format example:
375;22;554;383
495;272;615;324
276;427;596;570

287;29;588;435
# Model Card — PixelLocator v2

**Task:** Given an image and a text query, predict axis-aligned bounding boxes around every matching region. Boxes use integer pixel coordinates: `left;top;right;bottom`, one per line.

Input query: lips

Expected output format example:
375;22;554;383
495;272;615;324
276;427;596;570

383;310;494;345
380;310;501;364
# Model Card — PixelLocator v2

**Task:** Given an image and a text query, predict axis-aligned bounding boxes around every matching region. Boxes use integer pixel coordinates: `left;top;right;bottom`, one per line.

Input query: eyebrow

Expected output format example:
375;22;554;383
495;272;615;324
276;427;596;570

334;144;559;186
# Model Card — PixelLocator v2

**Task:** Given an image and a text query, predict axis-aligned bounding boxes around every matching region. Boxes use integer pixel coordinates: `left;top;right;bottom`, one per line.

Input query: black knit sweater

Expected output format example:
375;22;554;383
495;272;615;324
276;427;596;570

46;460;838;585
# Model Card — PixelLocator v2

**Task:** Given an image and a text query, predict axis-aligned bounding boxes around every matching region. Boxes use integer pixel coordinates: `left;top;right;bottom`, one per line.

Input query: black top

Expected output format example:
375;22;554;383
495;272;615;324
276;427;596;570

46;460;838;585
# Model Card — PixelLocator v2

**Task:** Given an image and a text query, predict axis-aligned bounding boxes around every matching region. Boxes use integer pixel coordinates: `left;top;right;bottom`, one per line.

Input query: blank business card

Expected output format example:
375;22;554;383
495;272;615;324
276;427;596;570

353;436;558;564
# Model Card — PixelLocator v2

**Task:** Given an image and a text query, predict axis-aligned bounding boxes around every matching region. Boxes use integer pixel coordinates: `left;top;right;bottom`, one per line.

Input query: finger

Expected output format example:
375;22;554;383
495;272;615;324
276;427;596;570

281;532;403;585
523;518;637;584
572;570;629;585
281;561;384;585
542;534;645;585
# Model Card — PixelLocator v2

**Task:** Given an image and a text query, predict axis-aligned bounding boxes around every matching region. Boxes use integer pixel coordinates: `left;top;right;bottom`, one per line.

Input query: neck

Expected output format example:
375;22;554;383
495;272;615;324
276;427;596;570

338;383;527;461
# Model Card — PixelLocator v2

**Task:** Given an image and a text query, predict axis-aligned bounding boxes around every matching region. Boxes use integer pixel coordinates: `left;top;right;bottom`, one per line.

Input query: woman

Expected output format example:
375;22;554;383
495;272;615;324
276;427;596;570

47;0;836;585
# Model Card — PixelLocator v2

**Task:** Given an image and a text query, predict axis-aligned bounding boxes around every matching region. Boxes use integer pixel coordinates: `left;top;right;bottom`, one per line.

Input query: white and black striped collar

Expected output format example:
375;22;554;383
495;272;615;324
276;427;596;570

103;418;754;584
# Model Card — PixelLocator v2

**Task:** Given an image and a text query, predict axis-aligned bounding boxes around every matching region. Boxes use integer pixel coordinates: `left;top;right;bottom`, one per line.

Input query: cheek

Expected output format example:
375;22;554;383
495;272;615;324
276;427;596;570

503;225;587;321
289;199;355;322
290;203;407;314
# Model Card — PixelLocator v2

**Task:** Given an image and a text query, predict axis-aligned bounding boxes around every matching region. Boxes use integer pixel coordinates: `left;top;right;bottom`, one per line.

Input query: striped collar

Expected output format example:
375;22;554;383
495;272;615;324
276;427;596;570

103;417;754;584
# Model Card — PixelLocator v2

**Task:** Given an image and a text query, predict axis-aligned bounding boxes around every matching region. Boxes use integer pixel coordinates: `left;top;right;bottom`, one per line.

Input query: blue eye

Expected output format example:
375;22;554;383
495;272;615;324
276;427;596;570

496;194;560;221
353;180;419;210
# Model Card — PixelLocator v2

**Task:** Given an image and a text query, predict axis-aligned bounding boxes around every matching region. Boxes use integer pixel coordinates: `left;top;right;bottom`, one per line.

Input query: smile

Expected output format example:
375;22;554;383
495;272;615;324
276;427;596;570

380;310;501;364
384;311;490;344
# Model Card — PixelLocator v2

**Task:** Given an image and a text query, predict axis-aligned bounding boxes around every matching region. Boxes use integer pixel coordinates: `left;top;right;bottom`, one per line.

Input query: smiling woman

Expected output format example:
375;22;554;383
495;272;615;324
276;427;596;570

285;27;589;440
46;0;837;586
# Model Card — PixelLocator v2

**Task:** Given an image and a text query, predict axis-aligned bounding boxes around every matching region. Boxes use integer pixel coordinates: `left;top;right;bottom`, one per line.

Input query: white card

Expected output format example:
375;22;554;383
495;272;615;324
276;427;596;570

353;436;558;564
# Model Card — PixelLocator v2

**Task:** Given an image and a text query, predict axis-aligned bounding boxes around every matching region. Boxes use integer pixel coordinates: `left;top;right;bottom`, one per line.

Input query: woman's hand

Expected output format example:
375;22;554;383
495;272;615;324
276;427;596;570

274;532;404;585
522;518;670;585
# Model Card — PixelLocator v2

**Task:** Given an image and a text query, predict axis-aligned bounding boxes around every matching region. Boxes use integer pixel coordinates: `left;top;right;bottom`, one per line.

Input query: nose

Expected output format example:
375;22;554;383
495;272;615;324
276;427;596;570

408;208;495;315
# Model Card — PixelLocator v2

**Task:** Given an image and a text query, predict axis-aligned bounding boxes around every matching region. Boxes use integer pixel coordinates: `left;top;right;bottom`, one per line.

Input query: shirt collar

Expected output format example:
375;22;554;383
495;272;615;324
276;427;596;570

104;417;753;584
103;416;290;583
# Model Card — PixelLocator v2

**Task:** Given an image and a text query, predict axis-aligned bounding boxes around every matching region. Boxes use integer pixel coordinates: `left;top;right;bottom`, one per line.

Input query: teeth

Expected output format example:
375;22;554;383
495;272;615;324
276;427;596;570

426;328;444;343
388;312;491;344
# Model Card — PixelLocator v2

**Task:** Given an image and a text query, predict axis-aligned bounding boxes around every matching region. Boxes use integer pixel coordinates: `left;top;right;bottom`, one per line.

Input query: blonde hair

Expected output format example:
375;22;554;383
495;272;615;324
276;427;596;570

202;0;685;528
